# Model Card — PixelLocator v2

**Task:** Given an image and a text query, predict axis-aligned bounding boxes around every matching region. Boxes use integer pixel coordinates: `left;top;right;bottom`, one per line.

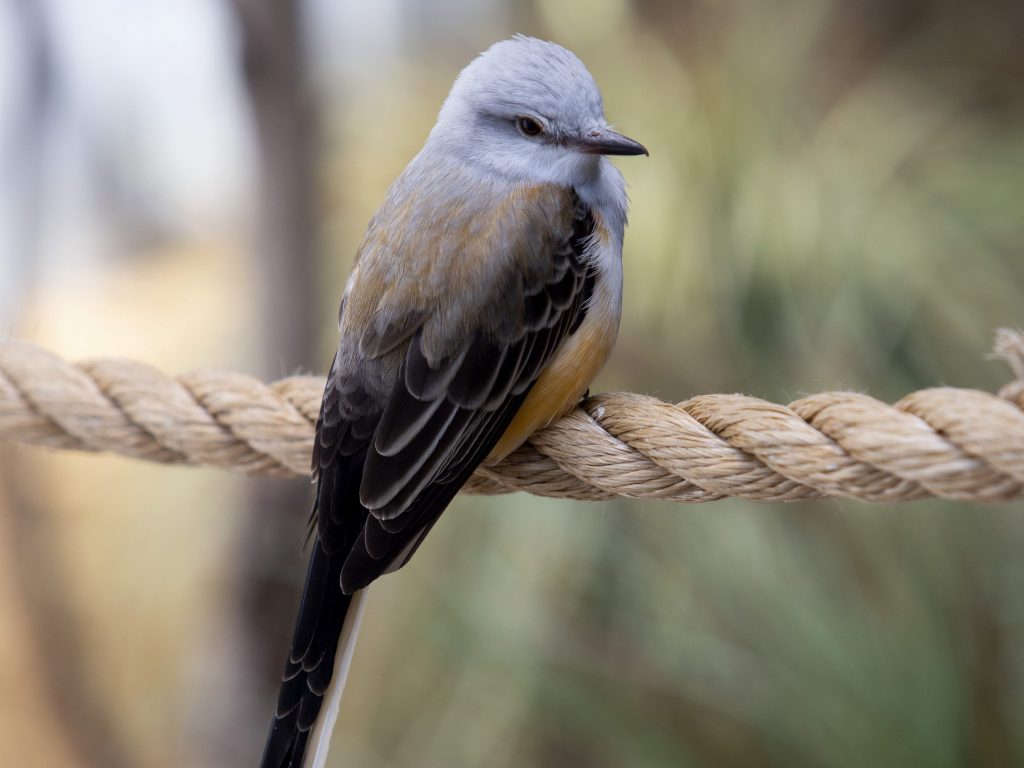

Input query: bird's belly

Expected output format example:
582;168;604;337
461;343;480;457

486;266;621;463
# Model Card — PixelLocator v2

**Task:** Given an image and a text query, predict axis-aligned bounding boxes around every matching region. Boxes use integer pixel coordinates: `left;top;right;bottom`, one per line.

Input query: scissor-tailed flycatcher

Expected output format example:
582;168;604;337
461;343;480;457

261;35;647;768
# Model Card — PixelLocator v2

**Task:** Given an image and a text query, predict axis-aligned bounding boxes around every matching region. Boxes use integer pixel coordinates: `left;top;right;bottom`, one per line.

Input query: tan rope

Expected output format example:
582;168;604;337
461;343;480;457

2;336;1023;502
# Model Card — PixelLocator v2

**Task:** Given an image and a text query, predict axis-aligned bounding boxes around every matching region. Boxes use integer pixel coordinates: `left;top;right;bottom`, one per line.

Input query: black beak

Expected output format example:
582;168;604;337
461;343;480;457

577;128;649;157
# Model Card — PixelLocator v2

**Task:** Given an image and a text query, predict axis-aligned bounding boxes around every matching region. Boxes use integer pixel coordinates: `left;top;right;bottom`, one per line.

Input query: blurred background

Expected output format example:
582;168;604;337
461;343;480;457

1;1;1023;766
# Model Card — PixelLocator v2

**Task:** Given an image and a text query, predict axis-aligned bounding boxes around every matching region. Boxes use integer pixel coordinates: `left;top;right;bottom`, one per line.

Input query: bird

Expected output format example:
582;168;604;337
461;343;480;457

260;35;647;768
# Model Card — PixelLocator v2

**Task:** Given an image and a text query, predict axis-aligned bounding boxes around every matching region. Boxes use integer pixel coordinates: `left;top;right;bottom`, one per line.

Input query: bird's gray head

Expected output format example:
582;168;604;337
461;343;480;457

428;36;647;187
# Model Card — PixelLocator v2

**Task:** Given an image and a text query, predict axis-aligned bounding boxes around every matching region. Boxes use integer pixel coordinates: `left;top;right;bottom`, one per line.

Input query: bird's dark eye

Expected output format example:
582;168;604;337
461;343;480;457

516;116;544;137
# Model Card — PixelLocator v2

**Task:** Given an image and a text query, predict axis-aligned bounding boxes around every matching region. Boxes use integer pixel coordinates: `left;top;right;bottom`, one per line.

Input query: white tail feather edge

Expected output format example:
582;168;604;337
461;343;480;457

303;588;368;768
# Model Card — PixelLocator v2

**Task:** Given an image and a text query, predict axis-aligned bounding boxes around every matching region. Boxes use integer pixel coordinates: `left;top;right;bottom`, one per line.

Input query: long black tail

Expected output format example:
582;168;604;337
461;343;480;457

261;543;356;766
261;449;369;768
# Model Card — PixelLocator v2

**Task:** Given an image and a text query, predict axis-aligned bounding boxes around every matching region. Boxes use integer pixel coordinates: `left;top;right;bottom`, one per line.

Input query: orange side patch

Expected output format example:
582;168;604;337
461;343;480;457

486;310;617;462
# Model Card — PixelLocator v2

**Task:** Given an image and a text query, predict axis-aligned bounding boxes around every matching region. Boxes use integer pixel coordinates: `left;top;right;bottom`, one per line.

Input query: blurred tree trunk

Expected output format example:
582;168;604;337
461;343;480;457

216;1;321;765
232;0;318;368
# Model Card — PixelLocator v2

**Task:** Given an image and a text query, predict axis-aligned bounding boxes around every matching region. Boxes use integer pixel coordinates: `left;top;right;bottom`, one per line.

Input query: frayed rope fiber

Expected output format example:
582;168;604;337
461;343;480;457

2;334;1024;503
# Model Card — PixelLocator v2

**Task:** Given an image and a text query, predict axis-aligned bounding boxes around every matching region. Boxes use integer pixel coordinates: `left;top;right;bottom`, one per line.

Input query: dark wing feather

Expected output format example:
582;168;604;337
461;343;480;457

404;334;469;401
359;308;428;359
446;334;508;409
360;400;466;511
348;393;526;579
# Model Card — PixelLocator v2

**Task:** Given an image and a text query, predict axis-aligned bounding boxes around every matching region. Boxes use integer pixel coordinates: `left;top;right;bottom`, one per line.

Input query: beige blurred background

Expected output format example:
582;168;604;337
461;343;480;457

2;1;1024;766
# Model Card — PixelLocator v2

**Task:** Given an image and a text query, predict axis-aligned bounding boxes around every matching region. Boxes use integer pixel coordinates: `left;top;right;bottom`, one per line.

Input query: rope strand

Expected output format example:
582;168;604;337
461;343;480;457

2;336;1023;503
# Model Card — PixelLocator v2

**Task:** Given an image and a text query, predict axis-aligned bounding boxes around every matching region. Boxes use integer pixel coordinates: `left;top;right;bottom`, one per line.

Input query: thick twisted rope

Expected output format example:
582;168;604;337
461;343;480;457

2;337;1023;503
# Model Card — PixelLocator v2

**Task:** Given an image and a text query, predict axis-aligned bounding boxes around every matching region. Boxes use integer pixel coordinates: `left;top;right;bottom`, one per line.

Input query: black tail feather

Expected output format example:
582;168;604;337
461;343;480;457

261;449;367;768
